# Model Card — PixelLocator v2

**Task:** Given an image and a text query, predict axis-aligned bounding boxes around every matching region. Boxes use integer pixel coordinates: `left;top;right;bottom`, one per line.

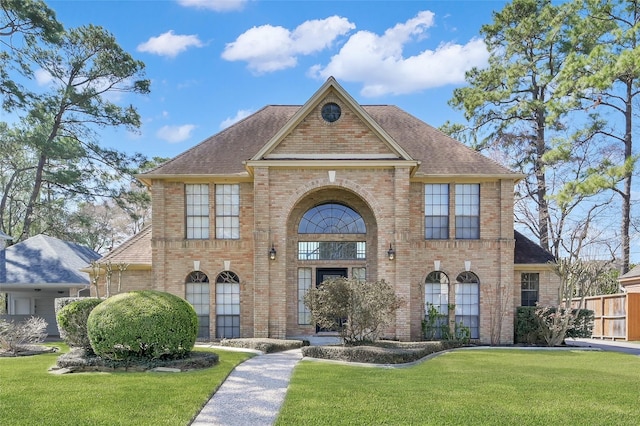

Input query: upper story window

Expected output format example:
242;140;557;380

215;184;239;239
521;273;539;307
299;203;366;234
455;184;480;239
425;184;449;239
186;184;209;239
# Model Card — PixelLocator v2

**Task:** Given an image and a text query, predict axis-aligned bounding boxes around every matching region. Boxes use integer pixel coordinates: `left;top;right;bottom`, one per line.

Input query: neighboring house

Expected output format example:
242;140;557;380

91;77;559;344
619;265;640;293
84;226;153;297
0;234;100;335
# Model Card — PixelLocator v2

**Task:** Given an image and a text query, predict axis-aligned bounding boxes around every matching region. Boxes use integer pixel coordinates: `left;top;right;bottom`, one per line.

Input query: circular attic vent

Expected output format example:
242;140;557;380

321;102;341;123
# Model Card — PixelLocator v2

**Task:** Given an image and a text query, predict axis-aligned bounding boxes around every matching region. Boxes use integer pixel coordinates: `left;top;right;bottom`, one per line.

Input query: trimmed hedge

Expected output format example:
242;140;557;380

218;338;307;353
515;306;594;345
302;341;460;364
87;290;198;361
56;298;103;350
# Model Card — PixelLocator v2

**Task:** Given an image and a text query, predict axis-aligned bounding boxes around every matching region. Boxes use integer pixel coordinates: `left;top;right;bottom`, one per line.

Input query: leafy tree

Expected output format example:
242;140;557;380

0;0;63;109
446;0;619;265
558;0;640;274
9;24;150;241
304;277;404;345
447;0;584;252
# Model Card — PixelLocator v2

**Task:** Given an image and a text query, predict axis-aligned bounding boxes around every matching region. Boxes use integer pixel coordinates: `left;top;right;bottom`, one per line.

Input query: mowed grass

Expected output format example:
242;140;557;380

0;344;252;426
277;349;640;425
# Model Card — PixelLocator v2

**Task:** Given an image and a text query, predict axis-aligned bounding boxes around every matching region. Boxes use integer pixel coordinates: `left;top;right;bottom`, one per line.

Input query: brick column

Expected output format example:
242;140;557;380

394;166;412;341
253;167;271;337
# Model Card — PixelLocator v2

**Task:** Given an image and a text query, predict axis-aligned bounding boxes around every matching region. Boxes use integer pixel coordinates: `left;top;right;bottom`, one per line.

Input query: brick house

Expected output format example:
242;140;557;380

91;77;559;344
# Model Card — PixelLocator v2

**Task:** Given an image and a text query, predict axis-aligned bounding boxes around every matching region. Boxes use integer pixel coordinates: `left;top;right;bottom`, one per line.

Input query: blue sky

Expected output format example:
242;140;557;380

44;0;507;159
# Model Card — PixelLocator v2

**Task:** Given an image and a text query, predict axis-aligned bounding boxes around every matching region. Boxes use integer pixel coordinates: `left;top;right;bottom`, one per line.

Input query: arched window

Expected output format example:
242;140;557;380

186;271;210;339
297;203;367;260
455;271;479;339
424;271;450;339
298;203;366;234
216;271;240;338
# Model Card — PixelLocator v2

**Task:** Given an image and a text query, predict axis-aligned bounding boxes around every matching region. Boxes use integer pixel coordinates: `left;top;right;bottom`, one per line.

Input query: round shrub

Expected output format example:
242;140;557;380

56;298;103;350
87;290;198;361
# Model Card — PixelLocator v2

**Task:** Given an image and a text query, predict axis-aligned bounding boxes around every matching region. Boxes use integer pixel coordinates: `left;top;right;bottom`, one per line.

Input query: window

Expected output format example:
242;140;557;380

186;271;210;339
321;102;341;122
298;268;312;325
521;273;539;307
299;203;366;234
352;267;366;282
425;184;449;239
298;241;366;260
216;271;240;338
186;184;209;239
455;184;480;239
425;271;449;339
215;184;239;239
455;271;479;339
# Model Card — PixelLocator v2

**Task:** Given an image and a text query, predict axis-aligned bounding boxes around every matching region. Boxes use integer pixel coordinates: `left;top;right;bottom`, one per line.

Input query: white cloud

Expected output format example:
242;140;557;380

310;11;489;97
222;16;355;74
220;109;253;129
137;30;204;58
35;68;54;86
177;0;248;12
156;124;196;143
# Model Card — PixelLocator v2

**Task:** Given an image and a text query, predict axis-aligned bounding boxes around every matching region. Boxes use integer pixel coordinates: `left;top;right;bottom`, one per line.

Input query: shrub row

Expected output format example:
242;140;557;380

218;338;307;353
515;306;594;345
302;340;460;364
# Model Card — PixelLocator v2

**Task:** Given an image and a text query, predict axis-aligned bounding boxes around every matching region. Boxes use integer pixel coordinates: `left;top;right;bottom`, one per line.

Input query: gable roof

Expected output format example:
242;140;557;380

95;226;152;266
514;231;555;264
1;234;100;284
139;79;517;183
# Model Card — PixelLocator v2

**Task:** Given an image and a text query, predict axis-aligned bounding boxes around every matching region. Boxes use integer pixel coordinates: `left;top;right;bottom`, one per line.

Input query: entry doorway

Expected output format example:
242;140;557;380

316;268;348;332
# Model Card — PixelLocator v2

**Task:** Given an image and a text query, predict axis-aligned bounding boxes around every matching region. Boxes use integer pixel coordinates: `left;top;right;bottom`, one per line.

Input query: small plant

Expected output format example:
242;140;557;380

422;303;451;340
0;316;48;355
454;321;471;344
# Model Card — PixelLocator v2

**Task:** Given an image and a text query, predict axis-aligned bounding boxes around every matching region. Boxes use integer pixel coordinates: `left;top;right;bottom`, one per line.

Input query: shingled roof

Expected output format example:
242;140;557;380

514;231;555;264
2;234;100;284
95;226;152;266
141;81;516;180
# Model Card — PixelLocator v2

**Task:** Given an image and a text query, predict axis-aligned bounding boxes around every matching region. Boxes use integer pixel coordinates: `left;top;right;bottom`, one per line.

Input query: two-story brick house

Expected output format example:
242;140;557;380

93;77;558;344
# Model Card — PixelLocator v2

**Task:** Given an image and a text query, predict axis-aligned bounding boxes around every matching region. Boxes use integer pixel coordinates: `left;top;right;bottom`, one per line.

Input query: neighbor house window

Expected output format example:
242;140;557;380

298;268;312;325
455;184;480;239
425;184;449;239
455;271;480;339
521;273;539;307
186;184;209;239
215;184;239;239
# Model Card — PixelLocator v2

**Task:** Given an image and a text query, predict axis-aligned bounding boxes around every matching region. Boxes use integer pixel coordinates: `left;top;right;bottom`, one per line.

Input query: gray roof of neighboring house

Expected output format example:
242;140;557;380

514;231;556;264
1;234;101;284
142;105;516;179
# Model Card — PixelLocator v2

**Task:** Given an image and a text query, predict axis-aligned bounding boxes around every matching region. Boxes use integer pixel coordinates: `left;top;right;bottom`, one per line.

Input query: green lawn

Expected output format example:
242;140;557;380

0;344;252;426
277;349;640;425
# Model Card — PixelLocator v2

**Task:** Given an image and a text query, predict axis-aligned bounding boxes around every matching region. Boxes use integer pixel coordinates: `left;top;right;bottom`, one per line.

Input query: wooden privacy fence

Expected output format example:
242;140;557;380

571;293;640;341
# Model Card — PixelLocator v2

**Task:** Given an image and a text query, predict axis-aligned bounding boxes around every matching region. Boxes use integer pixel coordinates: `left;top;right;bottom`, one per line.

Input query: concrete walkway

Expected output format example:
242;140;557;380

191;348;302;426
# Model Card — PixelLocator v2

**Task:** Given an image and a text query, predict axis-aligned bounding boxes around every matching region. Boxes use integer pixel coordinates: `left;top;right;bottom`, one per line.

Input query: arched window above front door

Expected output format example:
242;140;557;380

298;203;366;234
